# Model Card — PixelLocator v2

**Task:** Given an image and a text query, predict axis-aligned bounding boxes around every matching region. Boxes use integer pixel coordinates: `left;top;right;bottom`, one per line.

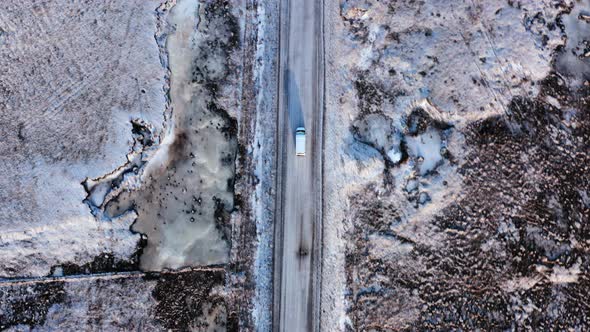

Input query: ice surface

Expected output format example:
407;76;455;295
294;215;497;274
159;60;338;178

352;113;403;164
555;0;590;85
549;261;581;284
127;0;237;271
405;128;443;175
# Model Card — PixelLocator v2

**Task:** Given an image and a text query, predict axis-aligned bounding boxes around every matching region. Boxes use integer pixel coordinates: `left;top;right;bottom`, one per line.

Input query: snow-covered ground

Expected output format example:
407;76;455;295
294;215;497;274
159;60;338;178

0;268;226;331
0;0;270;329
0;0;166;278
249;0;279;329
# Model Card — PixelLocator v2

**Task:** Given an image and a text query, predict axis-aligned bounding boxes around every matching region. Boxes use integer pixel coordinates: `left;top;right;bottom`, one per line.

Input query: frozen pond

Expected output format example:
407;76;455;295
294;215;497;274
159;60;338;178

103;0;238;271
132;0;237;270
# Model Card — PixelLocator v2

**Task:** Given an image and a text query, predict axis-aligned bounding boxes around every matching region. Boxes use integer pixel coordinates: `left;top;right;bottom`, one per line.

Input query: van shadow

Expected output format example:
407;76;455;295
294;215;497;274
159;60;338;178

286;69;305;141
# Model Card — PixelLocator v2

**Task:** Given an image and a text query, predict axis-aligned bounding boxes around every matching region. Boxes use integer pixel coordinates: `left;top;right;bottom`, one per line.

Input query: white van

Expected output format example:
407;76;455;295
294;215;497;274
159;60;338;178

295;127;306;156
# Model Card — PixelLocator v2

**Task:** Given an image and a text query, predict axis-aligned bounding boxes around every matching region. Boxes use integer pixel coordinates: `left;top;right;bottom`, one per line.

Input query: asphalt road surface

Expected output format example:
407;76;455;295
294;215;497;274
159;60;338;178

273;0;324;331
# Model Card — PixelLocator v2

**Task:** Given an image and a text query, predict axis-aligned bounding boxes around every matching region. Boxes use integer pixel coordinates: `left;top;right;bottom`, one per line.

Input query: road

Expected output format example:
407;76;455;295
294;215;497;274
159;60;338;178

273;0;324;331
